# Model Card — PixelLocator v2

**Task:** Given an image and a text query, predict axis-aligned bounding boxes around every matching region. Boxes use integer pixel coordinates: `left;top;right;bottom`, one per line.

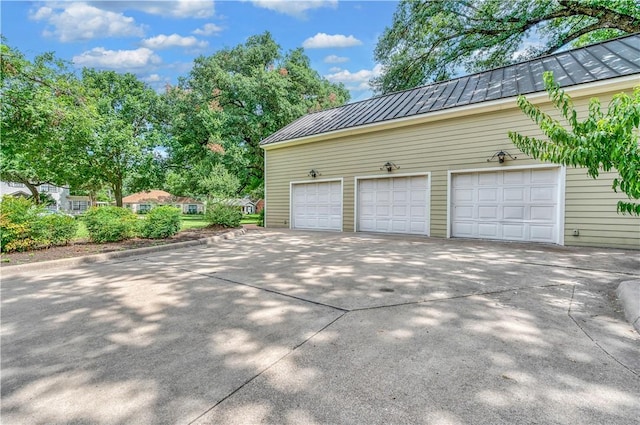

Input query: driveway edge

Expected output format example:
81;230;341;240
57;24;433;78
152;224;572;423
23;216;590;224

0;228;246;276
617;280;640;333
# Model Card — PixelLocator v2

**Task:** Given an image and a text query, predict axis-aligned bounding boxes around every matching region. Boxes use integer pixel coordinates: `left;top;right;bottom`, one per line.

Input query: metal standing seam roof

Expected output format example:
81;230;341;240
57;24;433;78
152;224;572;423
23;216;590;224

261;33;640;146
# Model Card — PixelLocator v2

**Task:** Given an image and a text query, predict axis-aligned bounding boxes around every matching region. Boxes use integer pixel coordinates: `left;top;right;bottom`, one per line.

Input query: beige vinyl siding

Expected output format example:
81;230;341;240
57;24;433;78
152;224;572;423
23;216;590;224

264;89;639;249
564;168;639;249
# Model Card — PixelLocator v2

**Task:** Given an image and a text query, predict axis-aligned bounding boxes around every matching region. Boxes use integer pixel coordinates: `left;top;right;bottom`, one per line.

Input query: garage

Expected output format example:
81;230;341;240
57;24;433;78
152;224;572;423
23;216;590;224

357;175;429;235
451;167;560;243
291;180;342;231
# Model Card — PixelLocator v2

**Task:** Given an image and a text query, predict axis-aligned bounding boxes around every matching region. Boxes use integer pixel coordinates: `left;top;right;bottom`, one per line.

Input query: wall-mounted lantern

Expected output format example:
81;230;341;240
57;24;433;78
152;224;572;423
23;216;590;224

308;169;320;178
380;161;400;173
487;150;517;164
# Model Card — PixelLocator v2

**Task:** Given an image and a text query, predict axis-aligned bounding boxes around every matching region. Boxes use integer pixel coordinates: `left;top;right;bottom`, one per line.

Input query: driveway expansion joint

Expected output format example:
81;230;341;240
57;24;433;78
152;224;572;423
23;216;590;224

568;284;639;377
147;260;349;313
187;312;347;425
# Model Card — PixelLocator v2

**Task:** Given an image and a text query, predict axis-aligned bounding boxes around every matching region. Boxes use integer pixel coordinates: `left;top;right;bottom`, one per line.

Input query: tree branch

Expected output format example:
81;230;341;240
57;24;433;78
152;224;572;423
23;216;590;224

559;0;640;33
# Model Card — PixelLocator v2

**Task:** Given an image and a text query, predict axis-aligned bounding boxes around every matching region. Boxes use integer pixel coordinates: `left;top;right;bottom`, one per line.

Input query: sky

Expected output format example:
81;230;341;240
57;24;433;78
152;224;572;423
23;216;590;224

1;0;400;101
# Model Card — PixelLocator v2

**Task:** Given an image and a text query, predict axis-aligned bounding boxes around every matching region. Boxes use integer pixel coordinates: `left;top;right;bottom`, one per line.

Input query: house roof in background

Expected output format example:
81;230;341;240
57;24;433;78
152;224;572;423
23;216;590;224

122;190;202;205
261;33;640;146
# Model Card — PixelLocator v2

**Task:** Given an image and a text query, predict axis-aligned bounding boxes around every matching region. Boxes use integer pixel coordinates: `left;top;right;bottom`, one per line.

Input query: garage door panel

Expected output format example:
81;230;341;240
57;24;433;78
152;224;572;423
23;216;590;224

503;206;525;220
392;205;407;215
454;188;474;202
391;220;408;232
358;175;429;235
411;191;427;202
410;205;427;217
451;168;559;243
478;173;498;185
376;191;391;202
531;169;557;183
478;206;498;219
503;224;525;239
393;191;407;202
530;225;554;241
504;170;525;184
292;181;342;231
453;222;474;237
454;206;474;219
503;187;525;201
478;223;499;238
456;174;474;185
531;206;555;221
531;186;556;202
478;188;498;201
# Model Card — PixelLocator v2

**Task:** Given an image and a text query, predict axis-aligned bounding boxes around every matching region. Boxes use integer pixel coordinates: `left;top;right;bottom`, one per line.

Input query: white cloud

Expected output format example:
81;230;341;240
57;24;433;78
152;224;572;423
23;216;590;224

193;23;223;36
251;0;337;19
73;47;162;70
328;66;342;73
324;54;349;64
144;74;163;83
302;33;362;49
141;34;208;50
325;64;383;91
91;0;215;19
30;2;144;42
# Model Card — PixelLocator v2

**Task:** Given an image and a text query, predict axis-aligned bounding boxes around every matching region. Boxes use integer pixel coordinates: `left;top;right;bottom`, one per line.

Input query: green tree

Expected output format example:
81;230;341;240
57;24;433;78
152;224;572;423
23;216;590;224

373;0;640;94
165;32;349;197
164;161;240;202
508;72;640;215
1;42;95;202
78;69;167;206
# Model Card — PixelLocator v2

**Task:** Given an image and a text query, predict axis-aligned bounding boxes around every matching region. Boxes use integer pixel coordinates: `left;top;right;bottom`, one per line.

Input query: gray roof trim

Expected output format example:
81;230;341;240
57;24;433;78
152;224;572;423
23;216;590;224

262;33;640;146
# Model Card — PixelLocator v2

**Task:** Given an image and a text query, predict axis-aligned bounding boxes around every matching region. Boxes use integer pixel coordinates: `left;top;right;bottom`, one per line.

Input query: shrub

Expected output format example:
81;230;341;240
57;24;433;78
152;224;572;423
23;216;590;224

0;196;47;252
41;213;78;246
205;203;242;228
141;206;181;239
83;206;139;243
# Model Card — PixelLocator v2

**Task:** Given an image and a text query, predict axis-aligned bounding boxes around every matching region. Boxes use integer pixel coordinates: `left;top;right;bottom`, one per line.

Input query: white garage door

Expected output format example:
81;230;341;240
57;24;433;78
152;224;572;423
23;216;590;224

358;175;429;235
291;181;342;231
451;168;560;243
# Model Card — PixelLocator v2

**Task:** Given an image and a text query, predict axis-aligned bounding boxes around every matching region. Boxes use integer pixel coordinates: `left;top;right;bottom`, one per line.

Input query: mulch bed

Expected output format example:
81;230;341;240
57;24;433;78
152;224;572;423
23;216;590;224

0;226;234;266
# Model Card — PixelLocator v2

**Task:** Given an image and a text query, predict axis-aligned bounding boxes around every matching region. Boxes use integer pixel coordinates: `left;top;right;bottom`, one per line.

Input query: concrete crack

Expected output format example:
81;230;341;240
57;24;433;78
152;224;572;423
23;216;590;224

349;283;570;312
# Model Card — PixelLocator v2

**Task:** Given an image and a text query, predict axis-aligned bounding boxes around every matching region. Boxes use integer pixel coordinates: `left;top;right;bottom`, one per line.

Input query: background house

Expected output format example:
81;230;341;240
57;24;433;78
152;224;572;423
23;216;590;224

223;198;256;214
260;35;640;250
66;195;92;214
122;190;204;214
1;181;70;212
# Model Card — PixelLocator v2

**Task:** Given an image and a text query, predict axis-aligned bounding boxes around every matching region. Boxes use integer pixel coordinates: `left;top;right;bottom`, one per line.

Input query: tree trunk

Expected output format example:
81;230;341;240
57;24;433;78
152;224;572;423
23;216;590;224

114;182;123;207
24;182;40;204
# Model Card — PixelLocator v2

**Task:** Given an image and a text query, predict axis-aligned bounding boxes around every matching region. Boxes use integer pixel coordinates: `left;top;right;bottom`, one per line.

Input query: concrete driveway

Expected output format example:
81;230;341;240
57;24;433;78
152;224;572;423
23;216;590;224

2;229;639;424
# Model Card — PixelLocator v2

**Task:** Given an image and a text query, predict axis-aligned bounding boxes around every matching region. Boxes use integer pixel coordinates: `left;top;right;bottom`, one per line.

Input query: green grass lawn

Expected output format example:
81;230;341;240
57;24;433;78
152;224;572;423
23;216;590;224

240;214;260;225
180;214;209;230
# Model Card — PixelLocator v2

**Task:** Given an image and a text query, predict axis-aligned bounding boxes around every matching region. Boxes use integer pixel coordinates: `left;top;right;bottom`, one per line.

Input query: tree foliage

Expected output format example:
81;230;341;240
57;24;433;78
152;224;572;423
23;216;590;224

373;0;640;94
165;32;349;197
77;69;167;206
509;72;640;215
0;42;95;202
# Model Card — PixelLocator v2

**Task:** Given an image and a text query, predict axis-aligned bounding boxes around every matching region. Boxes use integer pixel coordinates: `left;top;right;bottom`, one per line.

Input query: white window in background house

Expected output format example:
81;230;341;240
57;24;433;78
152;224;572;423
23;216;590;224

187;204;198;214
69;200;89;212
40;184;59;193
8;182;25;188
139;204;152;213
